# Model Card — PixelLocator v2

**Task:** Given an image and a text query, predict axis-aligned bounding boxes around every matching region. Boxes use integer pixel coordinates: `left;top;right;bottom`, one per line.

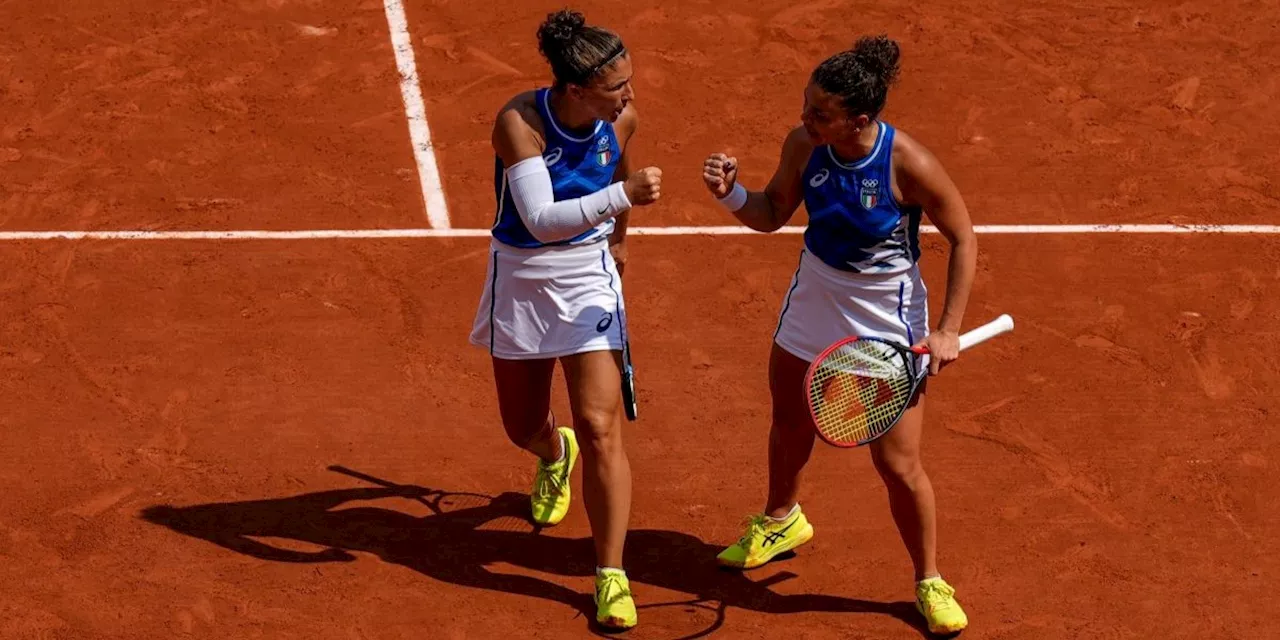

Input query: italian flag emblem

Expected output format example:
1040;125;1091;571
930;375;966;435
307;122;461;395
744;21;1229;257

859;178;880;210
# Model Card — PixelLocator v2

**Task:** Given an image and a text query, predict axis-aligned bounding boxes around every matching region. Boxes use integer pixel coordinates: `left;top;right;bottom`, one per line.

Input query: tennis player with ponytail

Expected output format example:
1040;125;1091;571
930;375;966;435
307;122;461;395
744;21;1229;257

703;35;977;635
468;8;660;630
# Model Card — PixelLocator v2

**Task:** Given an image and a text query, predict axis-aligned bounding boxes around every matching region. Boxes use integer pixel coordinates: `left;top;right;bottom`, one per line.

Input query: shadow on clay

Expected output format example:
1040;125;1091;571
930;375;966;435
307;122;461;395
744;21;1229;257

139;465;931;639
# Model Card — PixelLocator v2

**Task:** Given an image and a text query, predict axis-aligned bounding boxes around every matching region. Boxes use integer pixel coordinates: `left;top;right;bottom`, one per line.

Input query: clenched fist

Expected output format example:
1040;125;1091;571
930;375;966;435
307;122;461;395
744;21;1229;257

702;153;739;198
625;167;663;206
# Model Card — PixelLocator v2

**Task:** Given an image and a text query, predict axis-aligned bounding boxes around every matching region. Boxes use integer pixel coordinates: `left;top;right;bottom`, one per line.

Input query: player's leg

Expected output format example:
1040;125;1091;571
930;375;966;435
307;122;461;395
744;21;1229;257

490;356;580;529
869;381;935;579
560;348;636;630
717;250;826;570
716;342;816;569
471;245;582;527
764;343;818;517
491;356;562;462
560;349;630;567
869;381;967;634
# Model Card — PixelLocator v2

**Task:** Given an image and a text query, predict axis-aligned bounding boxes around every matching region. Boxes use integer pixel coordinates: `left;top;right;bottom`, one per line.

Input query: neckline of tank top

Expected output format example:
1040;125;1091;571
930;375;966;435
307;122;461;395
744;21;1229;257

539;88;603;143
824;121;887;171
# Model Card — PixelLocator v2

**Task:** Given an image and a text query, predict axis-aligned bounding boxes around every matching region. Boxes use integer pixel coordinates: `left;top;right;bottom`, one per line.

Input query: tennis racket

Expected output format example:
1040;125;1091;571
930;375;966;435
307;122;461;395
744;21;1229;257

804;313;1014;448
621;335;637;421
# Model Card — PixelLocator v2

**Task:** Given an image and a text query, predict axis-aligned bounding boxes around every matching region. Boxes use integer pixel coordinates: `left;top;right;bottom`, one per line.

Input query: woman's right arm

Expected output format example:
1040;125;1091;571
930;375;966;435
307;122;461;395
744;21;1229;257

492;100;659;244
702;125;812;233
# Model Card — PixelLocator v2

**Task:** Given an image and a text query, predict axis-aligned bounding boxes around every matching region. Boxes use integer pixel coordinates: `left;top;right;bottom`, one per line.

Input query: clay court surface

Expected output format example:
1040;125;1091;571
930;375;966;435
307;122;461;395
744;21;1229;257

2;1;1278;638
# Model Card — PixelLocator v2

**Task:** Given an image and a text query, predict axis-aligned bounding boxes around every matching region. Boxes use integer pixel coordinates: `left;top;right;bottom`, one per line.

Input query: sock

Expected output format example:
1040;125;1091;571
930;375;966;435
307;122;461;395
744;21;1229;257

597;566;626;577
537;427;566;465
767;503;799;522
552;430;567;463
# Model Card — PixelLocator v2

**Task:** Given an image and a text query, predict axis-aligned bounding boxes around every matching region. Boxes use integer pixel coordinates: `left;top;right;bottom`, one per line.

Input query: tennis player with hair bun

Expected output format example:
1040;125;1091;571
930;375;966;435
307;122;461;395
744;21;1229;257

468;8;660;630
702;35;978;635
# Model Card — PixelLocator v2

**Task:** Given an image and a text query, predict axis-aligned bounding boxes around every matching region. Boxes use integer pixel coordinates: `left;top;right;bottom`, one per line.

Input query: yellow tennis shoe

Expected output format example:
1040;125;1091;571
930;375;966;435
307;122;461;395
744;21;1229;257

916;576;968;635
594;568;637;630
716;505;814;569
530;426;578;526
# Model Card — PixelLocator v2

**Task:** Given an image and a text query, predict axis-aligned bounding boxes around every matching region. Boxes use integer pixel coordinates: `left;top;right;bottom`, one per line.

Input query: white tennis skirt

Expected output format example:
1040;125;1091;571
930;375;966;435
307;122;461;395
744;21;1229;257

773;248;930;364
469;237;627;360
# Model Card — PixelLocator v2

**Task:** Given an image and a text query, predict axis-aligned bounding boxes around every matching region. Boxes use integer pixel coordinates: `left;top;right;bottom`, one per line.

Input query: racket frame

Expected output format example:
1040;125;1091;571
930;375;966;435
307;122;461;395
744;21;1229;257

621;336;637;421
804;314;1015;448
804;336;925;448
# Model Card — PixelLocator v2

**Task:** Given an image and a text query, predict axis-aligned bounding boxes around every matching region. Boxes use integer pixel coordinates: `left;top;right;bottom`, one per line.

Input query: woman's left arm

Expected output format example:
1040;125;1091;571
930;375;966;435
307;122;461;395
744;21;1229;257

896;133;978;373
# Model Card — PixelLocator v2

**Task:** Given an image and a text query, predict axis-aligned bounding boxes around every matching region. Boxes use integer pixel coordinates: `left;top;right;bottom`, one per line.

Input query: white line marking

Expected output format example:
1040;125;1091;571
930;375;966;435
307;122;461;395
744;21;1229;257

381;0;450;229
633;224;1280;235
0;225;1277;241
965;224;1280;234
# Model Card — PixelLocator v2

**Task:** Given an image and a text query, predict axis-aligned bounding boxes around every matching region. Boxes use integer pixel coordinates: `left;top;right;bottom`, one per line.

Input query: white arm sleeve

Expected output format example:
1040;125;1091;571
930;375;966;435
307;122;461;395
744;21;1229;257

505;156;631;243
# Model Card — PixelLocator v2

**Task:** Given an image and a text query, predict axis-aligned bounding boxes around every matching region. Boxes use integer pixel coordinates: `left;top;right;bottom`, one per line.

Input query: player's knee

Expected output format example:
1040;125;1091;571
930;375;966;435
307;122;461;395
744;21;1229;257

502;411;552;450
872;449;925;487
503;426;538;450
573;406;621;454
771;404;815;439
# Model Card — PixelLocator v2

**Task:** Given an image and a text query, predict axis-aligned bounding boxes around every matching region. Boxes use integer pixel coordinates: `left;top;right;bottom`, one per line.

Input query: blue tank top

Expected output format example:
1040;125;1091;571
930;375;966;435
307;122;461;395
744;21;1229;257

490;88;622;249
801;122;923;274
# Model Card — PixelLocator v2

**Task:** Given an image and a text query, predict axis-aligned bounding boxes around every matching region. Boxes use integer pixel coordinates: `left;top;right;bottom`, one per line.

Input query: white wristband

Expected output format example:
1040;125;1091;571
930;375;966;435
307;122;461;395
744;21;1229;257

718;182;748;212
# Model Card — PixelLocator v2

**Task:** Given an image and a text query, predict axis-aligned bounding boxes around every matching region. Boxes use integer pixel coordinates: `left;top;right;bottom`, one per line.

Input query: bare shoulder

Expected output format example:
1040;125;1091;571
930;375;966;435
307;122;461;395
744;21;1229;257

890;127;944;177
890;126;963;207
777;124;817;173
492;91;545;164
783;123;816;153
494;91;543;137
496;90;539;119
764;124;816;202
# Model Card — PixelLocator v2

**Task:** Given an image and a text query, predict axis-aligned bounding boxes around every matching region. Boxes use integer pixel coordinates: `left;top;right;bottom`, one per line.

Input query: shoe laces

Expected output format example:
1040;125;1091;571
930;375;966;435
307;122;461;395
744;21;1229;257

918;580;957;610
735;514;770;547
597;573;631;604
533;460;568;500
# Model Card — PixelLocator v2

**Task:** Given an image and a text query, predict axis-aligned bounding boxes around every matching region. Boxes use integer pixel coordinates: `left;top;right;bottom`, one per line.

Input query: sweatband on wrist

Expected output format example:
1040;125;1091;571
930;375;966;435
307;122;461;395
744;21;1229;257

718;182;748;212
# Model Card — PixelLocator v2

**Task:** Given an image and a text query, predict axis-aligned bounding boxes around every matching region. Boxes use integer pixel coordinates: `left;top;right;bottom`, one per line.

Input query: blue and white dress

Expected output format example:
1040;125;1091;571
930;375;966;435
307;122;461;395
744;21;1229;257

470;88;627;360
772;121;930;364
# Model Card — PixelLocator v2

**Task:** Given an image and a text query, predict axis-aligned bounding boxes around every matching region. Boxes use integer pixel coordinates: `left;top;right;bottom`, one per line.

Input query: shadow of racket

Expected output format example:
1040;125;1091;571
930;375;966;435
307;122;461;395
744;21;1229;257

327;464;498;518
585;572;798;639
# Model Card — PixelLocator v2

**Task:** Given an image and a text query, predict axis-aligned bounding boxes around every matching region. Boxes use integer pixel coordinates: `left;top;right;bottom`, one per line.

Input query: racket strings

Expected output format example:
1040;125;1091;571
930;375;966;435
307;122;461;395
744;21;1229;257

808;341;915;444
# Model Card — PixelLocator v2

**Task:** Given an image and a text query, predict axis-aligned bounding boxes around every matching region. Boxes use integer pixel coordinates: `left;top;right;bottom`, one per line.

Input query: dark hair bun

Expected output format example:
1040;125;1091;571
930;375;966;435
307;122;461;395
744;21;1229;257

852;34;901;84
537;9;586;56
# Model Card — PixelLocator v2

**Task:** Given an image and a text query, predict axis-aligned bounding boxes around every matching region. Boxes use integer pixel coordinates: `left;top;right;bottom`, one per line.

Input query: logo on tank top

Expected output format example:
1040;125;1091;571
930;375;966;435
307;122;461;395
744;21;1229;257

544;147;563;167
859;178;880;210
594;136;612;167
809;169;830;188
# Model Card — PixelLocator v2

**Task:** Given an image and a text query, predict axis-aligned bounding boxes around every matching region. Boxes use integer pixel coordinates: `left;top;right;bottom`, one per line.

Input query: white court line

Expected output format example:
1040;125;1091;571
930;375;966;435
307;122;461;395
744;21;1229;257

0;225;1278;241
381;0;450;229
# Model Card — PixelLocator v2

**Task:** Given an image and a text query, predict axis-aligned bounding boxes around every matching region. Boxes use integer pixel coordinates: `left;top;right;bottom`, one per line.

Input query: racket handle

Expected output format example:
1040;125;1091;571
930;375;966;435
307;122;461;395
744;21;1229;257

958;313;1015;351
909;314;1015;354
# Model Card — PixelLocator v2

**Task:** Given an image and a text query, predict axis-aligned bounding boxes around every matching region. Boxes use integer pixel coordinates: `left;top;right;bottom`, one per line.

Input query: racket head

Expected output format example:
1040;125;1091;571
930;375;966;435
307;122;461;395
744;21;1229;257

621;339;637;421
804;335;925;448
